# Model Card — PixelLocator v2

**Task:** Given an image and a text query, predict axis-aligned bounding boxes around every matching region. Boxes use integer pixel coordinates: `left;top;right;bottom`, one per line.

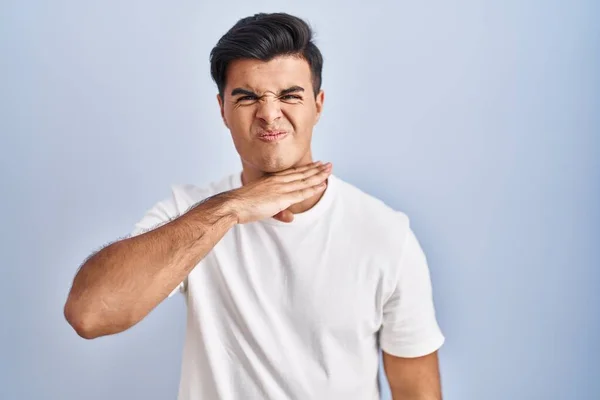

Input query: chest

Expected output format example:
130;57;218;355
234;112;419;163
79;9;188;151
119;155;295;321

188;222;390;340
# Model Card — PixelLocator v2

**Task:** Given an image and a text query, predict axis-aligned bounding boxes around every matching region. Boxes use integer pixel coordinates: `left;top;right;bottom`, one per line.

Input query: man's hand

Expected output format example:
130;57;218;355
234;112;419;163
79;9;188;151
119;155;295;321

224;161;332;224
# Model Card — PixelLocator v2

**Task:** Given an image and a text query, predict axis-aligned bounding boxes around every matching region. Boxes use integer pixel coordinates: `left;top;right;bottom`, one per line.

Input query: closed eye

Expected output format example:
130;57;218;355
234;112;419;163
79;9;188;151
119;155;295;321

237;95;257;102
280;95;302;101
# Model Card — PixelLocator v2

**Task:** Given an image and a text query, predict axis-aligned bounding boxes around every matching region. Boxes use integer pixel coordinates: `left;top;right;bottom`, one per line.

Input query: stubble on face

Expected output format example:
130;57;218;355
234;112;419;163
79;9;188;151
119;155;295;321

218;56;324;180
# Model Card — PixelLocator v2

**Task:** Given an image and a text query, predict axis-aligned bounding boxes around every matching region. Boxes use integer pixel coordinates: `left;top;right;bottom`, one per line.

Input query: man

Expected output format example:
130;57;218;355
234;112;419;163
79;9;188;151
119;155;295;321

64;12;445;400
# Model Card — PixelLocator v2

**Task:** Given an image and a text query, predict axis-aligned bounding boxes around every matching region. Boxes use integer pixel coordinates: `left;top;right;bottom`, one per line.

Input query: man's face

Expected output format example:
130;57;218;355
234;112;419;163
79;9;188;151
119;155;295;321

217;56;324;173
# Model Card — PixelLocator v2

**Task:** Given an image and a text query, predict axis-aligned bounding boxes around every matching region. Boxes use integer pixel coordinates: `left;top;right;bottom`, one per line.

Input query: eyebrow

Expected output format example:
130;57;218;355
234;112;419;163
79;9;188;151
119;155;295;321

230;86;305;97
280;86;305;96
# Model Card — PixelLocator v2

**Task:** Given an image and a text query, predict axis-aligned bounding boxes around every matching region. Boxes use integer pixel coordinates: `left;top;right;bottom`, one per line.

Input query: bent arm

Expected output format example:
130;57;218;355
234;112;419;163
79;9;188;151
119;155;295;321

64;195;236;339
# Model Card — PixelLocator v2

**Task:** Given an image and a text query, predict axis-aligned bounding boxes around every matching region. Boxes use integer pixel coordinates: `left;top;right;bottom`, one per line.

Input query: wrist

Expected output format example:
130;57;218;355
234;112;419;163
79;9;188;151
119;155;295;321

215;194;241;226
189;191;240;227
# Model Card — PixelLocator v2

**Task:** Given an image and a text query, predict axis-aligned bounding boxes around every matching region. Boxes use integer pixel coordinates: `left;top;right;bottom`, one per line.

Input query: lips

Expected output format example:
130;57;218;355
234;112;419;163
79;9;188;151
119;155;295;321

258;131;288;142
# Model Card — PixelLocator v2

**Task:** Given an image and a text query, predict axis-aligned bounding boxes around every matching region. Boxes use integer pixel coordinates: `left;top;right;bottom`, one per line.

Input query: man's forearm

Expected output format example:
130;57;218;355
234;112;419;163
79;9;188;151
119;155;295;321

390;388;441;400
64;194;237;339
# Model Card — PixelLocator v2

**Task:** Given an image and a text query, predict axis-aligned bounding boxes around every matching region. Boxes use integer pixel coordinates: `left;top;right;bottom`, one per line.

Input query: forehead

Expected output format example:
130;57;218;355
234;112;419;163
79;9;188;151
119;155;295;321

225;56;313;95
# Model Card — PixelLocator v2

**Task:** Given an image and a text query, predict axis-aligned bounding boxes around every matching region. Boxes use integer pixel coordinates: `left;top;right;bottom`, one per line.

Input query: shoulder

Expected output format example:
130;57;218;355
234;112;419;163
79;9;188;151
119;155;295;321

170;173;237;213
330;175;412;253
332;175;410;228
134;173;236;224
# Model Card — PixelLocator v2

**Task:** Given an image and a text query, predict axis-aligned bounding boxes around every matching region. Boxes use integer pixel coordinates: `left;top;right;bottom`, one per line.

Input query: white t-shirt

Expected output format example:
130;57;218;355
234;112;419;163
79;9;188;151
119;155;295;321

131;172;444;400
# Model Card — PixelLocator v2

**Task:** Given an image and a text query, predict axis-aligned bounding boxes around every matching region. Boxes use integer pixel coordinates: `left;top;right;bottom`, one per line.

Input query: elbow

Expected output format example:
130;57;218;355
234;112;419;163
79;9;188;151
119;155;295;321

64;300;100;339
63;298;136;339
72;323;100;340
64;298;119;339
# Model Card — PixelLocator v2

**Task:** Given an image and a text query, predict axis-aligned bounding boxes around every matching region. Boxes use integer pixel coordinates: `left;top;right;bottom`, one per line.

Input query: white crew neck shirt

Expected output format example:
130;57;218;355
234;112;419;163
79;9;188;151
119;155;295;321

131;172;444;400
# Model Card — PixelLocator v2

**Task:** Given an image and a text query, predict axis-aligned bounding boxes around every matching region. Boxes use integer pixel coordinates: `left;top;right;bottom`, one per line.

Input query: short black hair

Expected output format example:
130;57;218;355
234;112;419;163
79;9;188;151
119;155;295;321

210;12;323;99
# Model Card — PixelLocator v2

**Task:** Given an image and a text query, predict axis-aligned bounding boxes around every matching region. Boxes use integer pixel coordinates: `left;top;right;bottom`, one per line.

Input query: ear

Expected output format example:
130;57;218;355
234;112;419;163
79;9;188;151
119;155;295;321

314;89;325;125
217;93;229;129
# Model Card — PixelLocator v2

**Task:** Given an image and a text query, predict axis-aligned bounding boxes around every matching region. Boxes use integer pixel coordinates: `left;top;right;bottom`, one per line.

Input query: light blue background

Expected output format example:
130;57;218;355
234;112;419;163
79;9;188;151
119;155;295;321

1;1;598;399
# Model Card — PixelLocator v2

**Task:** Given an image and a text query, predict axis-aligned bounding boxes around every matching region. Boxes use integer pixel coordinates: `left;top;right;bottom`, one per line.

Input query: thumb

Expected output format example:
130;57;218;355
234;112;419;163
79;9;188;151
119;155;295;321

273;209;294;223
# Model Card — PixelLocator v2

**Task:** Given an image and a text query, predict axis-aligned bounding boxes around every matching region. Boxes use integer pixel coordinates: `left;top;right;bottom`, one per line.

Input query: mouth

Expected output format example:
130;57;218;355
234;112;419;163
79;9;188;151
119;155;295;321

257;130;288;142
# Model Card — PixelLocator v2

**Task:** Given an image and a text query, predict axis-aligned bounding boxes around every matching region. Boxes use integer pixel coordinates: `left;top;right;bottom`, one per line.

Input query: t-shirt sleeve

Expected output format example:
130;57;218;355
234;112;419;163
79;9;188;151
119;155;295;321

130;191;186;298
379;228;445;358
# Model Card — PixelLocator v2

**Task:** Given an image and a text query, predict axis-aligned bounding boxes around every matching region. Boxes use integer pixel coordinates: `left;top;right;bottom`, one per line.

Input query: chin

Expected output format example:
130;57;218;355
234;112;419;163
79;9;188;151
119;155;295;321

256;156;300;173
243;145;311;173
259;161;294;173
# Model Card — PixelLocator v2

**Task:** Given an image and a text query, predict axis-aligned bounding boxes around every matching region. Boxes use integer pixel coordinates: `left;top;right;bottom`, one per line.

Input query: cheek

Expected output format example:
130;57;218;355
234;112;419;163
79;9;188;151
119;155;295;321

226;107;254;131
283;106;315;131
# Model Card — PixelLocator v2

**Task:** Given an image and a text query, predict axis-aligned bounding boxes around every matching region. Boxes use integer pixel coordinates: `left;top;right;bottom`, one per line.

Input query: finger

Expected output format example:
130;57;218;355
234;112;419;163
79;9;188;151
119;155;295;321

284;165;332;192
281;161;322;175
275;161;323;177
288;180;328;203
273;209;294;223
279;162;331;184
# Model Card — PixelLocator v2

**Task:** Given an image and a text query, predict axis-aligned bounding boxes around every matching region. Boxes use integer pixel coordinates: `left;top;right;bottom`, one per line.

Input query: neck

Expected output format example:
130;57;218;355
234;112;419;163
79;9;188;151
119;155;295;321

240;157;327;215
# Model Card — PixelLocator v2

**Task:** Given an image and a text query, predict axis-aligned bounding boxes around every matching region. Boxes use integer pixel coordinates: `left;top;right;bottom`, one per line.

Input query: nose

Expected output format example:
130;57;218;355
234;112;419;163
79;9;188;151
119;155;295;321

255;97;282;125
